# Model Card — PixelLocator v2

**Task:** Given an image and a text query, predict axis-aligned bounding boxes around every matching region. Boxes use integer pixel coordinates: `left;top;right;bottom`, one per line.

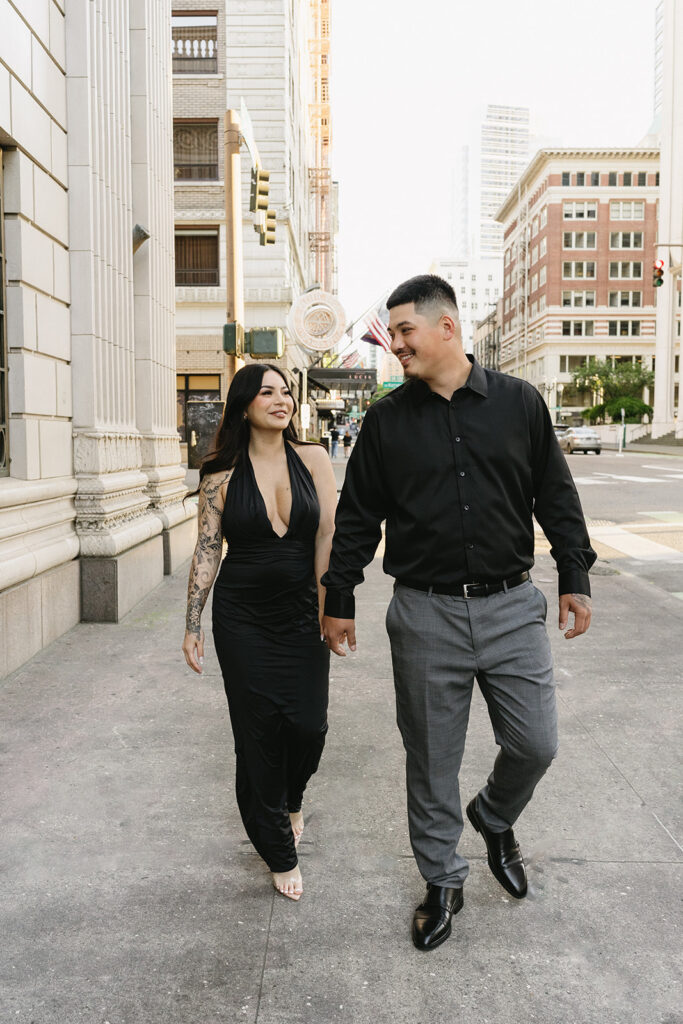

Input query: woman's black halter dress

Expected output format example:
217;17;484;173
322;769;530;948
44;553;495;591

212;442;329;873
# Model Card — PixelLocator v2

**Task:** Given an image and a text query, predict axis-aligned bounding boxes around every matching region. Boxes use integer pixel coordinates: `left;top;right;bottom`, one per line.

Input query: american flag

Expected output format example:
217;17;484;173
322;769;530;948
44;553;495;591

341;349;361;368
361;305;392;352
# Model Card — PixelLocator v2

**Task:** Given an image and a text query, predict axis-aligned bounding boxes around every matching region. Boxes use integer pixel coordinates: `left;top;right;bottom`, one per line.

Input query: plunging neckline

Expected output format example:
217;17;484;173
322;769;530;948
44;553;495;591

247;444;294;540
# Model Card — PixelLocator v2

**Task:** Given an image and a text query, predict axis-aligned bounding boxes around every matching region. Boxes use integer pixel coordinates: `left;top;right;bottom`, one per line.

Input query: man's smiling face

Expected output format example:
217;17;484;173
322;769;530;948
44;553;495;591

388;302;453;380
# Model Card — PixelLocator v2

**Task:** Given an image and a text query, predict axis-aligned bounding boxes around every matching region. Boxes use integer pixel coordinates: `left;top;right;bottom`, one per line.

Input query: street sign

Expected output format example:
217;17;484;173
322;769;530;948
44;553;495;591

308;368;377;391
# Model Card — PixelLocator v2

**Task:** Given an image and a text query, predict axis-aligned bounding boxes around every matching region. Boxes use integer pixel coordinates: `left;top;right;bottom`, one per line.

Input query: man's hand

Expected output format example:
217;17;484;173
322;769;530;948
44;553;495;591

559;594;592;640
322;615;357;657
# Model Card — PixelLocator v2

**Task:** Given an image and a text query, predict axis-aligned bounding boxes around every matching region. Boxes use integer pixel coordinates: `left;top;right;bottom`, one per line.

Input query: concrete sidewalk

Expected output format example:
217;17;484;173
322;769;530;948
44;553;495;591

2;551;682;1024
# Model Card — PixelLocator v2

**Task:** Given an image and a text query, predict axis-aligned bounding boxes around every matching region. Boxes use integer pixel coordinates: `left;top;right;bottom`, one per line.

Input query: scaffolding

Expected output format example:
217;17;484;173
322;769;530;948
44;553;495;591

308;1;334;291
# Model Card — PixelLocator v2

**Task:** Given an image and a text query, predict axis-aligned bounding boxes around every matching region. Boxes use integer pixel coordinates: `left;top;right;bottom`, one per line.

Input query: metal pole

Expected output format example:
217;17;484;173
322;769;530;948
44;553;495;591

224;109;244;384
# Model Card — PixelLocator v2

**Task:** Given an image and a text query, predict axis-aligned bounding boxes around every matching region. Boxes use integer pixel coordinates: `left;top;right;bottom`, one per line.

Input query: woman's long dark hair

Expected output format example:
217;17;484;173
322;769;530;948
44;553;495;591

198;363;300;483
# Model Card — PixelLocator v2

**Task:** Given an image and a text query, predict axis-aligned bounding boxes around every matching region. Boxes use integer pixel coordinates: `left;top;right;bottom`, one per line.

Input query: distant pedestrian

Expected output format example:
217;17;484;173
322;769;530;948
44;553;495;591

330;425;340;458
322;275;595;949
182;364;337;901
343;429;352;458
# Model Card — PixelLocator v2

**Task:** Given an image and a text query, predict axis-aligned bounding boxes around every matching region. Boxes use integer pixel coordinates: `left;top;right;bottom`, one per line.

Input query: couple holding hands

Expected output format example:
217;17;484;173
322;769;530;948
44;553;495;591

182;274;594;951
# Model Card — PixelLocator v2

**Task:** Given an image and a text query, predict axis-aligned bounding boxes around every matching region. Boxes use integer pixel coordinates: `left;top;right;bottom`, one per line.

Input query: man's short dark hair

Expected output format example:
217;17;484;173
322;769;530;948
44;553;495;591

386;274;458;316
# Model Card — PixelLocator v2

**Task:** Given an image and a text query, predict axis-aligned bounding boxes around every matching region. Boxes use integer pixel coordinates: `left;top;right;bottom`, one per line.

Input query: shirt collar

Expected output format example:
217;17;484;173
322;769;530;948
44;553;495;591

409;355;489;404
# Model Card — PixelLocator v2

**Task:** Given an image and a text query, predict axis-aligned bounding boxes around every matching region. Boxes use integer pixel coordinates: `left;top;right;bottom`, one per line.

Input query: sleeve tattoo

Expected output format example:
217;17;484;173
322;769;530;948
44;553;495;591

185;472;231;635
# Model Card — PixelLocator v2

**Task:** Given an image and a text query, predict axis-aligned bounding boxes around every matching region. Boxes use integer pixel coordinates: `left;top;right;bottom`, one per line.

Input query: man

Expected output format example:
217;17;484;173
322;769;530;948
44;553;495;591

321;275;595;952
330;424;340;458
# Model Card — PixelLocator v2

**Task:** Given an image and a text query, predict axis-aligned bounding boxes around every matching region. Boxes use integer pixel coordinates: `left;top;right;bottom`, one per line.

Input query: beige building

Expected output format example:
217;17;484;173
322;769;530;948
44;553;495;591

496;148;680;422
172;0;337;457
0;0;195;678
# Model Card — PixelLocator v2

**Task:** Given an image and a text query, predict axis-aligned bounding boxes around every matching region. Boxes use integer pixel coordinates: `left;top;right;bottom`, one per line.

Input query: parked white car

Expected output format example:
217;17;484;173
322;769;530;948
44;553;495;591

558;426;602;455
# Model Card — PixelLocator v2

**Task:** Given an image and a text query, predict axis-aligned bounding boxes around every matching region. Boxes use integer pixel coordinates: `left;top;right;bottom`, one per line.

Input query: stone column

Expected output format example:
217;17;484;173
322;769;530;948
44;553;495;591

67;0;165;621
129;0;196;573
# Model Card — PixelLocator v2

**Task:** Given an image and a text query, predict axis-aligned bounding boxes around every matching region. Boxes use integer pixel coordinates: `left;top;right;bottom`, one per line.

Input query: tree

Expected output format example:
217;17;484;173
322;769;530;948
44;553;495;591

572;358;654;423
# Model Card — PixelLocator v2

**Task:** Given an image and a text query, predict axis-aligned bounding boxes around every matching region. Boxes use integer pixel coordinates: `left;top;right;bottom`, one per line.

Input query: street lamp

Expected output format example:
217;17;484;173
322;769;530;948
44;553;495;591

555;381;564;424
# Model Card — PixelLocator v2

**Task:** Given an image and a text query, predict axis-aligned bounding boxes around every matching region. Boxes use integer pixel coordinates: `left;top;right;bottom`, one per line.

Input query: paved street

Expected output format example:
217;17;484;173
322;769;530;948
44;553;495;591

2;449;682;1024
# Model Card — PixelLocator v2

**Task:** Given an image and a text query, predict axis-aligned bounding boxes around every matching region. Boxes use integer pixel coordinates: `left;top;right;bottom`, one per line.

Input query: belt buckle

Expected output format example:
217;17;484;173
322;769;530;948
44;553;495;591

463;583;475;599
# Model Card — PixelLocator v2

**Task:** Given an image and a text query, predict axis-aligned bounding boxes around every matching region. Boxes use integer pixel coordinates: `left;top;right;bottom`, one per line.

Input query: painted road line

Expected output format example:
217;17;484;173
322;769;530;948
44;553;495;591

588;525;683;561
571;477;613;485
593;473;673;483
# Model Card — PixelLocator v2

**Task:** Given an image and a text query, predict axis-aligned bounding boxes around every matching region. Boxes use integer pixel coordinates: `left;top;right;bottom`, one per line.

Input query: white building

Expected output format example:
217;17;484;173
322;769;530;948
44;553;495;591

449;146;470;259
173;0;337;455
0;0;195;677
480;104;530;258
430;257;502;354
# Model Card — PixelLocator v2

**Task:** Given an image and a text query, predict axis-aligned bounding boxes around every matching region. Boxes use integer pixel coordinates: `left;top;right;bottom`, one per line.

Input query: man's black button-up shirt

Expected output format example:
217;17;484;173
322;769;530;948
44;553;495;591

322;358;596;619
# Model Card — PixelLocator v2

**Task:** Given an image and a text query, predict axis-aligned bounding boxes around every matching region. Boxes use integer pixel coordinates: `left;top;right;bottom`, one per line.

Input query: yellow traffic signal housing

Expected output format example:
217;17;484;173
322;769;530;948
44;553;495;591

249;167;270;212
260;208;276;246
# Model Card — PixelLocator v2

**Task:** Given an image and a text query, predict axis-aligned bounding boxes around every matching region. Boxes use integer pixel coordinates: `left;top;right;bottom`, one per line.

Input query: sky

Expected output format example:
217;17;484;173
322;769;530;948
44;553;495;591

330;0;658;325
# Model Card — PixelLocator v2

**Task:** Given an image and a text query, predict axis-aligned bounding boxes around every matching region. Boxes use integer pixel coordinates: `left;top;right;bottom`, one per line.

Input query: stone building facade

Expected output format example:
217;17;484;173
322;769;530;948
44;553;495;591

173;0;336;454
0;0;195;678
496;148;680;422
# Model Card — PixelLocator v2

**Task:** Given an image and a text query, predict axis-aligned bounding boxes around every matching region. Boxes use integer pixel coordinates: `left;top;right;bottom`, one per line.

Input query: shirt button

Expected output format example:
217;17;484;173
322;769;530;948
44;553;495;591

459;471;465;477
455;436;461;442
464;505;470;511
467;543;474;549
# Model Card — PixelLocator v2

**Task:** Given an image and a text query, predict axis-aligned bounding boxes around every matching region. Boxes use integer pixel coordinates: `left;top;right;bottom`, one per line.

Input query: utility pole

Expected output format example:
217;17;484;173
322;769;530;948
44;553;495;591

224;109;244;382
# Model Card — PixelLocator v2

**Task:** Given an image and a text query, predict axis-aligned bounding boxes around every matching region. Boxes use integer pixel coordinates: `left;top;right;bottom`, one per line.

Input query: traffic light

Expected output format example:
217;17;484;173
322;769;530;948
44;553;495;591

653;258;665;287
260;208;276;246
249;167;270;212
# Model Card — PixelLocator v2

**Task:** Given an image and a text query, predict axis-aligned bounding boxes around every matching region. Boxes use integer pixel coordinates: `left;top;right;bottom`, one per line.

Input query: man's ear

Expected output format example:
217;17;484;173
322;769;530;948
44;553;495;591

441;313;460;342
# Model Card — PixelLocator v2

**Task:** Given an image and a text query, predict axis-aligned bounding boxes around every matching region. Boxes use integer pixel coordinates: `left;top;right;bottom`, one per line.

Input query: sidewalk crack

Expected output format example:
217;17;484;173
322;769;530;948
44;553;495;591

254;890;275;1023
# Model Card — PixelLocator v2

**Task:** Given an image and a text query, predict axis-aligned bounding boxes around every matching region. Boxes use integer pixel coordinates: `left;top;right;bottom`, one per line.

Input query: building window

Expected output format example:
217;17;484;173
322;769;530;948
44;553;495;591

173;122;219;180
562;172;570;186
560;355;587;372
0;157;7;477
656;172;660;186
172;14;218;74
175;229;220;285
576;172;585;186
609;261;642;279
562;321;593;336
591;171;600;186
610;201;645;220
563;261;596;279
637;171;646;186
610;231;643;249
608;171;617;187
539;238;547;257
609;291;642;307
563;290;596;307
608;321;641;337
563;201;597;220
531;245;538;264
531;273;538;292
623;172;632;186
563;231;597;249
176;374;221;443
539;266;546;286
540;207;547;228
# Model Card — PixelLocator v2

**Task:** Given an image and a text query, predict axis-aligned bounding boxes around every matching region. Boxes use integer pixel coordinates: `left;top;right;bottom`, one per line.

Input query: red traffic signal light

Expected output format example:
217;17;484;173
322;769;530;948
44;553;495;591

653;258;665;287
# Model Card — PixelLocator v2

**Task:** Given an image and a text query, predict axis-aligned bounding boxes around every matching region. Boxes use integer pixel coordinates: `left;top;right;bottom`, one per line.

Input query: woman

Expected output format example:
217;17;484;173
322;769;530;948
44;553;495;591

343;429;353;458
182;364;338;901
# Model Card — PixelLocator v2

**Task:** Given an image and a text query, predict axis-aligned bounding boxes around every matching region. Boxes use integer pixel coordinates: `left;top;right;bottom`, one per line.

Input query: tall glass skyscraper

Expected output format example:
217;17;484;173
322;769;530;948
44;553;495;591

480;104;530;258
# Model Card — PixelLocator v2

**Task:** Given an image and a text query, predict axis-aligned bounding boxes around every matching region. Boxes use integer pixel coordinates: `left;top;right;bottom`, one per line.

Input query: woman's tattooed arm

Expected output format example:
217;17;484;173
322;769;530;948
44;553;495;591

185;471;232;636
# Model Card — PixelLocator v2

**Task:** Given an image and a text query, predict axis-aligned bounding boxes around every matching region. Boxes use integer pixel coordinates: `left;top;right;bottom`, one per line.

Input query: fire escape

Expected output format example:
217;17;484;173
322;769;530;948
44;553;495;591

308;1;334;292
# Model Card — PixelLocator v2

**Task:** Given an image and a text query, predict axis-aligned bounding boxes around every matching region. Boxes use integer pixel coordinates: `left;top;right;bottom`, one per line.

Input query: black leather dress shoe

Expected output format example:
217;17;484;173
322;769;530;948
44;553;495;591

412;884;464;951
466;799;527;899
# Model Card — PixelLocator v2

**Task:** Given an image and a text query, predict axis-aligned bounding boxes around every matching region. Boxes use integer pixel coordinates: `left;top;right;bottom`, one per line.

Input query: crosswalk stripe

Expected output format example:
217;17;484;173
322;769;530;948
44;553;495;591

588;525;683;562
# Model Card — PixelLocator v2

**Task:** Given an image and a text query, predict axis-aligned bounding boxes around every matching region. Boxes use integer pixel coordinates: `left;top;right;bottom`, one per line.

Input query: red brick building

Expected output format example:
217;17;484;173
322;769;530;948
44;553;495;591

496;149;679;420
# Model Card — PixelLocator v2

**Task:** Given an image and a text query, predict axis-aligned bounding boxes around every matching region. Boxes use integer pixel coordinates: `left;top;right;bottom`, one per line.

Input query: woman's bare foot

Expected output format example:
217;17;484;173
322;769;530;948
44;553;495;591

289;810;304;847
272;865;303;901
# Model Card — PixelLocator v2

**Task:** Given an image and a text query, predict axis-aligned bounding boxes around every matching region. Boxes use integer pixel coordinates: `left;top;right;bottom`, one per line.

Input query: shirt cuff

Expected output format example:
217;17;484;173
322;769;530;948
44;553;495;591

323;589;355;619
558;569;592;598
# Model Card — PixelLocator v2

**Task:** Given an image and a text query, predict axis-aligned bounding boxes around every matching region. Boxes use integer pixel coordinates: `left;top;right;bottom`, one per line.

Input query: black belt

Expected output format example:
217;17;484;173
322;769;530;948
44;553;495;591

398;571;530;599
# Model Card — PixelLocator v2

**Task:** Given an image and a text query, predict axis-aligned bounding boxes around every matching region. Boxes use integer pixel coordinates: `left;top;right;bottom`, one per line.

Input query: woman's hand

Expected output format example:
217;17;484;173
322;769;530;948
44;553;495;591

182;629;205;673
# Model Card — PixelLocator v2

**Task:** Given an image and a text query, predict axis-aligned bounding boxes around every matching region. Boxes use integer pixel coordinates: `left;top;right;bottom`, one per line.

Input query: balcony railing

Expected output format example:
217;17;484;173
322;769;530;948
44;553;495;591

175;268;220;286
174;163;219;181
172;28;218;74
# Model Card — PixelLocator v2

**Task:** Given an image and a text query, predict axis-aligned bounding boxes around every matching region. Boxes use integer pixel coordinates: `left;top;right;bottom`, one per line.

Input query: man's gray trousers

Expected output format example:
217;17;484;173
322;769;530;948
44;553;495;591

386;579;558;888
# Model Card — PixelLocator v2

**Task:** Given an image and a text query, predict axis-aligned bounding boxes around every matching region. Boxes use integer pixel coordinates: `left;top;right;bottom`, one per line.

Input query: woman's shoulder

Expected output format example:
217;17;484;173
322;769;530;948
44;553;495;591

290;440;330;472
200;466;235;503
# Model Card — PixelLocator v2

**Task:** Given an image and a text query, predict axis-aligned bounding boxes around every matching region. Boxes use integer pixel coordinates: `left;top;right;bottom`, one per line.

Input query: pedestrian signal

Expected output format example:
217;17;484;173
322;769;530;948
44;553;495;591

249;167;270;212
653;258;665;287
